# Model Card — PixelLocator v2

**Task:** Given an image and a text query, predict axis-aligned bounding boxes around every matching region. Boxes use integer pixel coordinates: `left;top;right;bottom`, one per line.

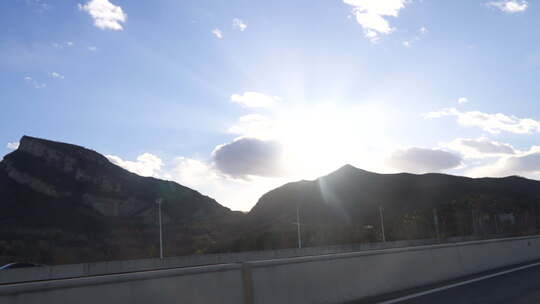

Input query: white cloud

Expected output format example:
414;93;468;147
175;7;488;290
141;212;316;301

424;107;540;134
88;46;98;51
102;151;285;211
487;0;528;13
106;153;163;177
167;157;286;211
78;0;127;31
212;137;286;178
232;18;247;31
343;0;407;42
386;147;462;173
443;137;517;158
228;114;277;139
457;97;468;104
230;92;280;108
49;72;64;79
402;26;428;48
212;28;223;39
95;101;398;210
6;142;19;150
24;76;46;89
168;157;219;187
52;42;75;49
467;146;540;178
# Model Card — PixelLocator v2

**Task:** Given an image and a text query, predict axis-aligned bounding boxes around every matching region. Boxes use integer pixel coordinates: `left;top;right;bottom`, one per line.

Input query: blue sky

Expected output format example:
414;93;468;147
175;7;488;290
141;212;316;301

2;0;540;210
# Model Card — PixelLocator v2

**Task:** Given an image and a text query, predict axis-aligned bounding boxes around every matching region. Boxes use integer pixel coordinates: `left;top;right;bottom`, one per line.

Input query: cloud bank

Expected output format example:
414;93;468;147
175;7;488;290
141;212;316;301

444;137;517;158
106;153;163;177
468;146;540;178
425;108;540;134
386;147;462;173
212;137;285;178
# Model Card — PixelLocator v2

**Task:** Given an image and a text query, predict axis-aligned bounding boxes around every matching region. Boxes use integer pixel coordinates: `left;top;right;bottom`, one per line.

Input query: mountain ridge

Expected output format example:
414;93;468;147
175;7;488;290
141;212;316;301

248;163;540;232
0;135;234;264
2;135;230;219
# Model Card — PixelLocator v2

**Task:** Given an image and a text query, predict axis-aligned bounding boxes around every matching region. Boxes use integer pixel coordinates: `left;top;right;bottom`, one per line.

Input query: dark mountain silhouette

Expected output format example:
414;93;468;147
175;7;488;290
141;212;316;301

0;136;234;264
2;136;540;263
240;164;540;248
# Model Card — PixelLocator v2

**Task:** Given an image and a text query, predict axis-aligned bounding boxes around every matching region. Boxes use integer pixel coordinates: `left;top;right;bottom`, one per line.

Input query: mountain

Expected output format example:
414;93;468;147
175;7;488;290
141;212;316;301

3;136;540;263
0;136;234;264
242;164;540;247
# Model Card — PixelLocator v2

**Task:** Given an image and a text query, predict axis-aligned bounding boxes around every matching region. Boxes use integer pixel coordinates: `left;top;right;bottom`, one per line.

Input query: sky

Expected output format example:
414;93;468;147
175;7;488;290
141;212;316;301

2;0;540;211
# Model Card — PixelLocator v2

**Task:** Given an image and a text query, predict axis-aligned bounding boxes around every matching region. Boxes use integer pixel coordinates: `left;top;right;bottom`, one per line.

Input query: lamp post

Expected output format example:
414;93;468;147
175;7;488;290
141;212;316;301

156;198;163;260
296;204;302;248
433;208;440;242
293;204;302;249
379;205;386;242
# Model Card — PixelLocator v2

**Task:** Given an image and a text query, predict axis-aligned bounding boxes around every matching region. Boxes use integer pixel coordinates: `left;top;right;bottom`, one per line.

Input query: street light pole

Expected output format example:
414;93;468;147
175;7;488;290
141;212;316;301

296;204;302;249
379;205;386;242
156;198;163;260
433;208;440;242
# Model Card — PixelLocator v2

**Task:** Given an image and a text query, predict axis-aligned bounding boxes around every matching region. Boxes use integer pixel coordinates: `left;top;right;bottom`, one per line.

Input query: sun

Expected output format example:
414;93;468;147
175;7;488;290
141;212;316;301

272;103;390;179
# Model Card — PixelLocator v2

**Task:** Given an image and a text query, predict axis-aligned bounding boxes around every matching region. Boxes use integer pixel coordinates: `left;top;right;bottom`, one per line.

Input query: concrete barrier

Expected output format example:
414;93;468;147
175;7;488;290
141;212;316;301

1;235;538;304
248;236;540;304
0;264;244;304
0;235;485;285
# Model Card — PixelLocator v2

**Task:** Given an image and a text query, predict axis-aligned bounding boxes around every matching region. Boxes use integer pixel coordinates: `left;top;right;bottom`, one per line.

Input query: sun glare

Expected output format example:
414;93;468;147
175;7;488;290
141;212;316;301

273;103;389;179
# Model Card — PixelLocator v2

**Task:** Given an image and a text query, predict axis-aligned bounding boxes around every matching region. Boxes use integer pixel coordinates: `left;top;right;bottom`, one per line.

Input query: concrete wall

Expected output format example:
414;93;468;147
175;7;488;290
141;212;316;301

0;235;486;285
0;264;245;304
248;236;540;304
1;235;539;304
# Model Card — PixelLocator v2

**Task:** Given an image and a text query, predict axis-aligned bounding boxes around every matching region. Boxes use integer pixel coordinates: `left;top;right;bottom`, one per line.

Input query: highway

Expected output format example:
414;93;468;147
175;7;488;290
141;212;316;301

367;261;540;304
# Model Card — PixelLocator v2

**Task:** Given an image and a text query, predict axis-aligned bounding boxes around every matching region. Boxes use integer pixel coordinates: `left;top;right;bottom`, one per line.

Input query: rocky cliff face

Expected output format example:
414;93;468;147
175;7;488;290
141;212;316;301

1;136;229;221
0;136;233;264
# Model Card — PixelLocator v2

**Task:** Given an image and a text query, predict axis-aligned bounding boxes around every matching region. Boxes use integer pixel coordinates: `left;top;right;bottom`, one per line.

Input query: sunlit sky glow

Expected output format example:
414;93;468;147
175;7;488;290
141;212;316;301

2;0;540;211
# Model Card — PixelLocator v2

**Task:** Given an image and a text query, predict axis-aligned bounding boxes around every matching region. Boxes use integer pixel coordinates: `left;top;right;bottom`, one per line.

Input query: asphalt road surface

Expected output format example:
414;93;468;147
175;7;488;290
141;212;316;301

375;262;540;304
